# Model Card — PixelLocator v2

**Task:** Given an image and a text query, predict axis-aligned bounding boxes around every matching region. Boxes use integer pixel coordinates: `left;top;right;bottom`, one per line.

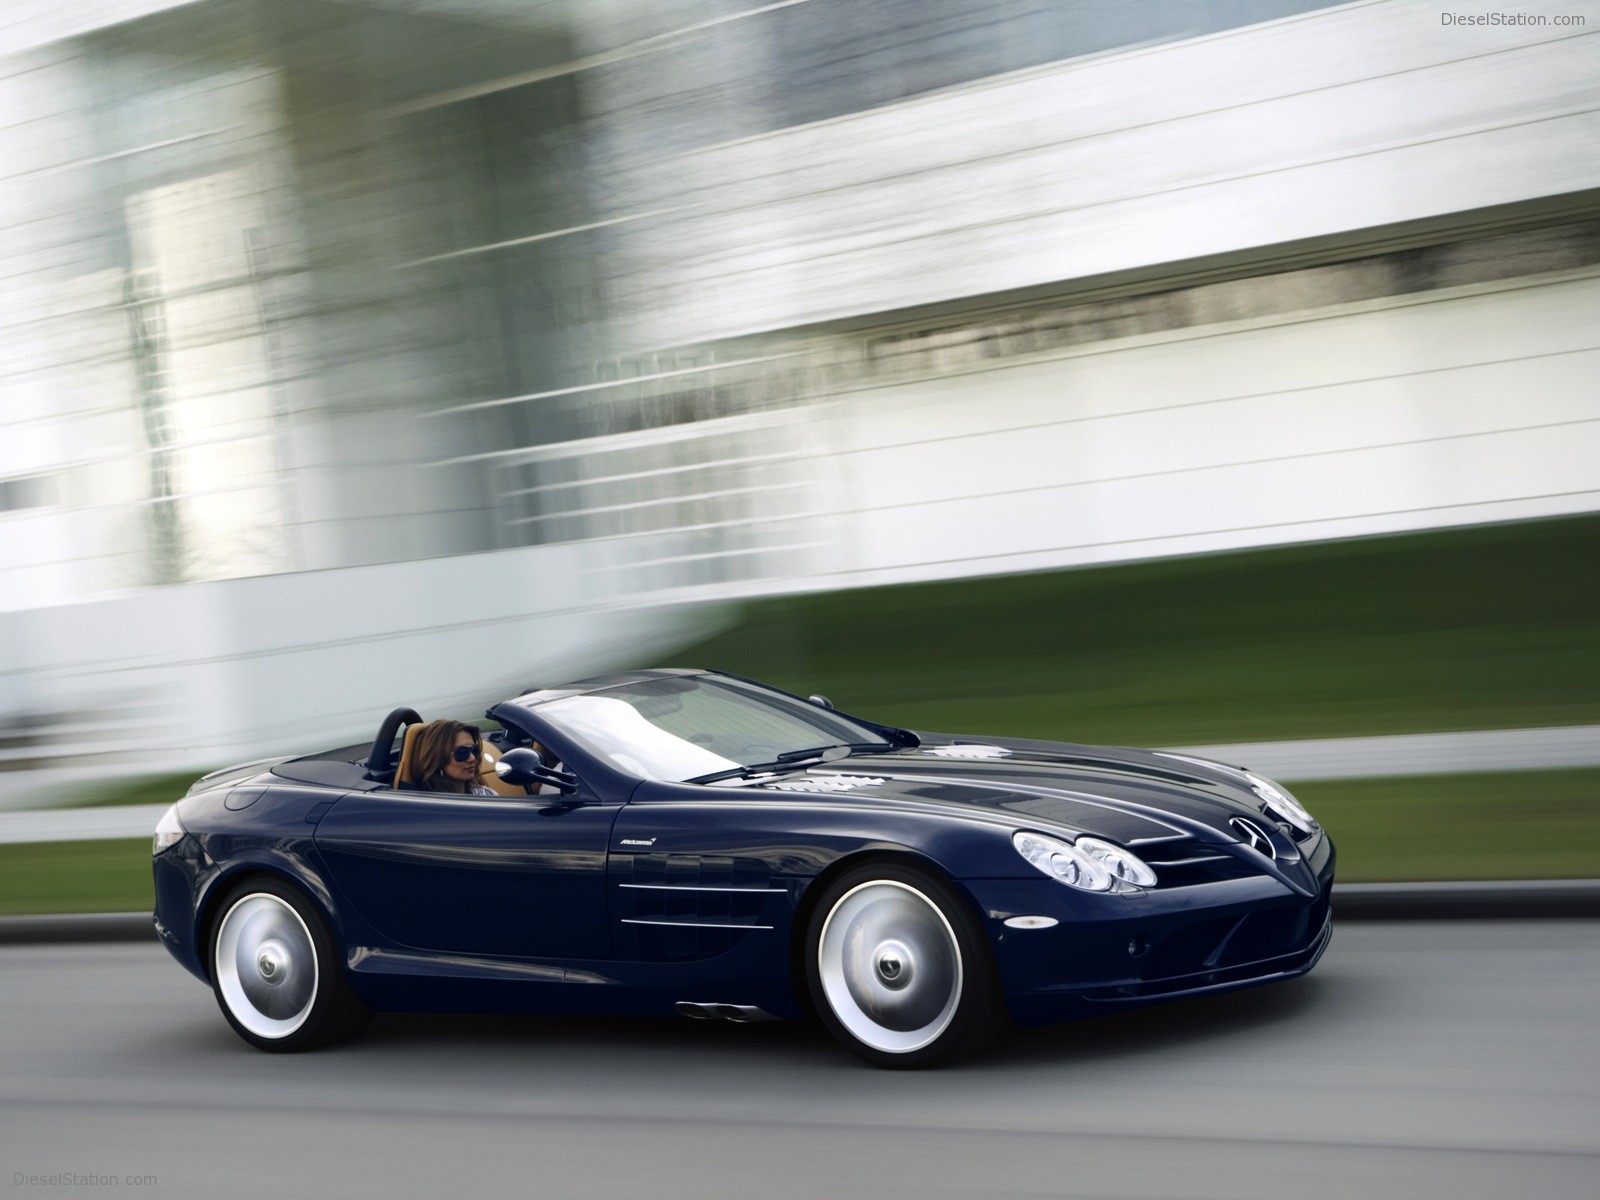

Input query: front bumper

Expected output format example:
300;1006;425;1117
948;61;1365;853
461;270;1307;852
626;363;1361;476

966;858;1335;1027
153;834;209;983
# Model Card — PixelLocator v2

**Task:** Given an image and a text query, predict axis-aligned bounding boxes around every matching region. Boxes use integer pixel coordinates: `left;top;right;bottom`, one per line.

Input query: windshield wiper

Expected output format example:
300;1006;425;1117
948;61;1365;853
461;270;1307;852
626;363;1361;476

690;741;892;785
775;743;855;763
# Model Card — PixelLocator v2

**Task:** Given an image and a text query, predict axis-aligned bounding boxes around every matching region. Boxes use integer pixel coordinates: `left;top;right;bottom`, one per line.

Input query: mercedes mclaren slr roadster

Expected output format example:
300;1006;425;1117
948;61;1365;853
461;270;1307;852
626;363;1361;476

151;669;1334;1067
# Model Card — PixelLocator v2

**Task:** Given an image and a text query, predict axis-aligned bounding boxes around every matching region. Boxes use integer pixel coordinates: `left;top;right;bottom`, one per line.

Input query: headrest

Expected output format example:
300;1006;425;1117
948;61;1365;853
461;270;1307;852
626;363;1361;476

394;722;427;789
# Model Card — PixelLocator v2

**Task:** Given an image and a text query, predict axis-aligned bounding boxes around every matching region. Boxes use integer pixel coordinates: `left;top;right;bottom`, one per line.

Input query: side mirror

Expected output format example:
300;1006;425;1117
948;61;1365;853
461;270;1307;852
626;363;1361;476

495;747;578;795
808;694;834;710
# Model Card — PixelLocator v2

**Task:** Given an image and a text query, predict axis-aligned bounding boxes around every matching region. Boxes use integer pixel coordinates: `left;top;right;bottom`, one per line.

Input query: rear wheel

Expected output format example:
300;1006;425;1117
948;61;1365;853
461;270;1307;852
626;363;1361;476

209;877;370;1052
805;862;1002;1068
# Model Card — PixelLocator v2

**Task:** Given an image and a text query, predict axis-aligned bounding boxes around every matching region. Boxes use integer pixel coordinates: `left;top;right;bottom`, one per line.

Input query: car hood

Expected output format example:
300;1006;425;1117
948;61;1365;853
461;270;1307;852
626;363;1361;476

779;734;1288;845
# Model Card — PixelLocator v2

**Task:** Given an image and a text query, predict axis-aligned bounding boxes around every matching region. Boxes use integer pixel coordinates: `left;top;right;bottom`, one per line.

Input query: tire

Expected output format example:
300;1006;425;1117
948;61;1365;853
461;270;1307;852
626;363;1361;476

208;876;371;1053
805;861;1003;1068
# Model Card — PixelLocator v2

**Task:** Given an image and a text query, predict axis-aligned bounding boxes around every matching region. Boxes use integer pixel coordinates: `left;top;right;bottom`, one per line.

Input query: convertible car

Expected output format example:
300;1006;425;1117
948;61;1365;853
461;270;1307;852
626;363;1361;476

152;669;1334;1066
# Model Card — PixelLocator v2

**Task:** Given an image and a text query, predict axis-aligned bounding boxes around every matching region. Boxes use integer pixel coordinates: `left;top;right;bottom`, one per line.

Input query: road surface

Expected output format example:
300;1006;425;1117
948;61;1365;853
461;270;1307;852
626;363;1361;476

0;921;1594;1199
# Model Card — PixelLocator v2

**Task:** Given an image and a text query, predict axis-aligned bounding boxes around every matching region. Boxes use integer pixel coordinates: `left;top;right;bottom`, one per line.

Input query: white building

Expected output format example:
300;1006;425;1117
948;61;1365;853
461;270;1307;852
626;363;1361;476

1;0;1596;797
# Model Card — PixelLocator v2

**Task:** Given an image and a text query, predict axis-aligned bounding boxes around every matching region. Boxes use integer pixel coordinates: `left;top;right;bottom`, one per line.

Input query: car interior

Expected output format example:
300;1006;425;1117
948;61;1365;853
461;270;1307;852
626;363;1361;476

390;721;526;796
362;706;549;797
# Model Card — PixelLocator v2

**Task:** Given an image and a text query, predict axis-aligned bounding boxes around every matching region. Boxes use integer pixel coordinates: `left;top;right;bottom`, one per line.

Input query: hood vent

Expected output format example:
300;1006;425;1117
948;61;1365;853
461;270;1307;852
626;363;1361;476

923;744;1012;760
764;774;885;794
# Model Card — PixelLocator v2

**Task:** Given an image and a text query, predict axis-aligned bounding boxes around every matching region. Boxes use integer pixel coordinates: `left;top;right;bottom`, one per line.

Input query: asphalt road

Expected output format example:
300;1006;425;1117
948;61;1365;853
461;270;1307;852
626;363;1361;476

1;922;1595;1200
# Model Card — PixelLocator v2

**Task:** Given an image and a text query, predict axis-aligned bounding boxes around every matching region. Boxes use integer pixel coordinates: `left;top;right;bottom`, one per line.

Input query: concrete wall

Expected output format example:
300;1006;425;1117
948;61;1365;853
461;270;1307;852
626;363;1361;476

804;270;1600;589
0;537;714;805
497;261;1598;603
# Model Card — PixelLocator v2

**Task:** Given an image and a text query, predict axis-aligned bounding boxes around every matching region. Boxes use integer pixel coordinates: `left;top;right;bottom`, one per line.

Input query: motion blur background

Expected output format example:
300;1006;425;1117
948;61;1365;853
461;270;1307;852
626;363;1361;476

1;0;1597;902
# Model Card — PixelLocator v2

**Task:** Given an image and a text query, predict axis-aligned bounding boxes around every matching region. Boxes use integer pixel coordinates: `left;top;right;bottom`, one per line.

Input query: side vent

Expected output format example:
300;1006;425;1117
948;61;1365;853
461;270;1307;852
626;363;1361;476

615;854;779;962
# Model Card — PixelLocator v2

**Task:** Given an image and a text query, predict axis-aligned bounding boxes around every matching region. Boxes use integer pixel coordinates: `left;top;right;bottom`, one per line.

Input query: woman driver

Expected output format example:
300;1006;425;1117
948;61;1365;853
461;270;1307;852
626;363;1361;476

410;720;497;796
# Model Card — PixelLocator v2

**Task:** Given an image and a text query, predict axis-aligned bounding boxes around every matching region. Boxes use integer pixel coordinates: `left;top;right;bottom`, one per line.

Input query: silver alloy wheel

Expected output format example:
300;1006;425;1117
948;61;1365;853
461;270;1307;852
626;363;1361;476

214;893;319;1040
816;880;963;1054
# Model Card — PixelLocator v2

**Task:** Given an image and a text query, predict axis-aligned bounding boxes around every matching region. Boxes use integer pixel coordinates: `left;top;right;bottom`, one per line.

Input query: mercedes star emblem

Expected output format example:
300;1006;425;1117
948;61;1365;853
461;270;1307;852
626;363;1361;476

1230;816;1276;859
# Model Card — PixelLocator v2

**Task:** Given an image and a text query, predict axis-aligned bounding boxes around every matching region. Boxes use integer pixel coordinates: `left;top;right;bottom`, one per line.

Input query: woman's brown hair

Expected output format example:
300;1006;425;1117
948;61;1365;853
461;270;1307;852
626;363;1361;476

409;719;483;794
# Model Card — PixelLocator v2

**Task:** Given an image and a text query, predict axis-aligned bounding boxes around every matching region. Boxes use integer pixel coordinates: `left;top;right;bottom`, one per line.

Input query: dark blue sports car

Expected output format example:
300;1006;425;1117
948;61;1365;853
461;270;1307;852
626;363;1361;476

152;669;1334;1066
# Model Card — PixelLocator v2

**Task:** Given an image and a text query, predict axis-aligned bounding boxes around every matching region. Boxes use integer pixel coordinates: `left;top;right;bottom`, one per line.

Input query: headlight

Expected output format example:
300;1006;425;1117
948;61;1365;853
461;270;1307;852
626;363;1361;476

152;804;185;856
1012;831;1157;891
1245;772;1317;833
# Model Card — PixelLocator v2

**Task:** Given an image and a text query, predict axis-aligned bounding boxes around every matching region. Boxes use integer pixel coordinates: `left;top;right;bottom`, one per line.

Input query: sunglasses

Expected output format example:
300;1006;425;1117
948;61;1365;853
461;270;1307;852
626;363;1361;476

451;745;481;763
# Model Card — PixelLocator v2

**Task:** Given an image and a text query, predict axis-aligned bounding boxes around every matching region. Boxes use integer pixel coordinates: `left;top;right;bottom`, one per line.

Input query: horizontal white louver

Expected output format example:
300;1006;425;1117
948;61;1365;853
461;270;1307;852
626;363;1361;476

764;775;885;794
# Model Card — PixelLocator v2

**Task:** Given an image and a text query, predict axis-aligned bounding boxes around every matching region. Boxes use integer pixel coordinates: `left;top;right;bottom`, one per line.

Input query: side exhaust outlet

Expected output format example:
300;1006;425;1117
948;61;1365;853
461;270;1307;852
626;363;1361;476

675;1001;779;1023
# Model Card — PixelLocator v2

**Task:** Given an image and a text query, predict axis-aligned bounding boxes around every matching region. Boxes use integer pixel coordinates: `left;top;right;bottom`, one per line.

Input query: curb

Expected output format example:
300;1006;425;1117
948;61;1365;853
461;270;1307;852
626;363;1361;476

0;912;155;945
1;881;1597;945
1331;879;1600;920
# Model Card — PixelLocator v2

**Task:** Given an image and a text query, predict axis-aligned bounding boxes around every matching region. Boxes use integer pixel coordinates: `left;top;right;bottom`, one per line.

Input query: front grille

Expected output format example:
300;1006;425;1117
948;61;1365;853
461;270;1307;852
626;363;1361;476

1139;838;1258;887
1225;904;1315;962
1081;915;1329;1002
1123;874;1329;981
1146;913;1241;977
1290;821;1322;847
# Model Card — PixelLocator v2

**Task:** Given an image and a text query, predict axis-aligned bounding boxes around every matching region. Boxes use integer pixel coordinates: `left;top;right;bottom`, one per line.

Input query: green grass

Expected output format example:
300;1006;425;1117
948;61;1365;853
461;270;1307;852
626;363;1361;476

1293;768;1600;882
667;515;1600;747
0;839;152;916
0;768;1594;914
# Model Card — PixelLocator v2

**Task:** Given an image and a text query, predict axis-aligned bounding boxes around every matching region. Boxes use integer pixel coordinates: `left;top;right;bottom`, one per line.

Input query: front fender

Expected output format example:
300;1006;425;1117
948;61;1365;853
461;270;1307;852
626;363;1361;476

157;783;384;985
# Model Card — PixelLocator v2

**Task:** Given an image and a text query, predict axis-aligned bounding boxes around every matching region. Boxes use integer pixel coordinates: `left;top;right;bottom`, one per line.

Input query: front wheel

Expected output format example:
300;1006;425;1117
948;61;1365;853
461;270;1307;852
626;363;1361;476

805;862;1002;1067
209;877;371;1052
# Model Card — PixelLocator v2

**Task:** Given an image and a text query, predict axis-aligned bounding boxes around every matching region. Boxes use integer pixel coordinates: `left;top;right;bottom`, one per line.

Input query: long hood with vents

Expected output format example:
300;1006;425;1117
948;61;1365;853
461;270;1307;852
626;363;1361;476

752;734;1290;846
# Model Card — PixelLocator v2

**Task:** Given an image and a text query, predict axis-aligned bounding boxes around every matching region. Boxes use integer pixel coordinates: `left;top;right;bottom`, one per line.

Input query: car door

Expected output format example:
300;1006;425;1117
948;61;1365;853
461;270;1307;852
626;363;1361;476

313;789;622;960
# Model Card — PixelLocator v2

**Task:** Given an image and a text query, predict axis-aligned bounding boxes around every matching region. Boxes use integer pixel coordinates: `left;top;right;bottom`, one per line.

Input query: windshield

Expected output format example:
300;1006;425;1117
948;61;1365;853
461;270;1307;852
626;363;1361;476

535;675;894;782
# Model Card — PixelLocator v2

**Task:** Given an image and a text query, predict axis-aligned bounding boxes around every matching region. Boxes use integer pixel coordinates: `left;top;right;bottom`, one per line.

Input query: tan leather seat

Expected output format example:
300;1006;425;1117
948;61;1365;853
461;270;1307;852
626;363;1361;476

393;722;427;789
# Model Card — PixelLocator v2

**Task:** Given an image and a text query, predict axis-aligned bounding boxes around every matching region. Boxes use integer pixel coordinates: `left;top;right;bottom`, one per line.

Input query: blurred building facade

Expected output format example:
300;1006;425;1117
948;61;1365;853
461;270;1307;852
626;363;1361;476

1;0;1597;793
